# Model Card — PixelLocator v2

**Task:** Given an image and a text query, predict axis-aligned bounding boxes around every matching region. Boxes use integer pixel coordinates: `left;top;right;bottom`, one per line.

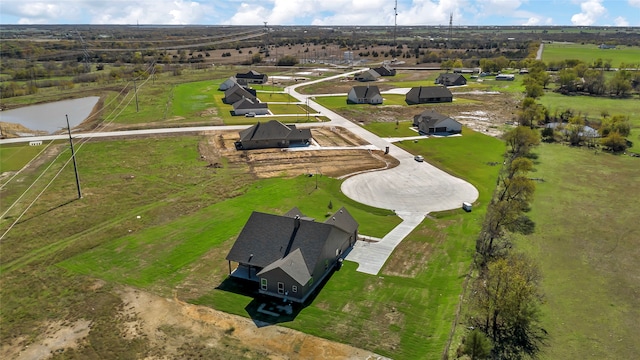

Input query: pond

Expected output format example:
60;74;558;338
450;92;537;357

0;97;100;134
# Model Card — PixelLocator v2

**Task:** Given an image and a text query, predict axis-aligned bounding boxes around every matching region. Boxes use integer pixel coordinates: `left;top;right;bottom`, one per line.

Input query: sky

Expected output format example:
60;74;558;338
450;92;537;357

0;0;638;27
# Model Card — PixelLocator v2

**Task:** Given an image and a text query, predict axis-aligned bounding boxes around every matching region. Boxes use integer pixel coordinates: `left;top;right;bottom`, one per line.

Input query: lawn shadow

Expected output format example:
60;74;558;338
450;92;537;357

14;197;79;224
217;266;340;328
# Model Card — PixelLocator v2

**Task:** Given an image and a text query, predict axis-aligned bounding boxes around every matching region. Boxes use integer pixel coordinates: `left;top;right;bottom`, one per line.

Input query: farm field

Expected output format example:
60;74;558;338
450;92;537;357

514;144;640;359
542;43;640;68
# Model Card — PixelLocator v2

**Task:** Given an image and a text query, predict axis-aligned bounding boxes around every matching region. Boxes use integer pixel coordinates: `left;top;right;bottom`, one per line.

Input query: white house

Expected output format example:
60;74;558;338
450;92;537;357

347;85;383;105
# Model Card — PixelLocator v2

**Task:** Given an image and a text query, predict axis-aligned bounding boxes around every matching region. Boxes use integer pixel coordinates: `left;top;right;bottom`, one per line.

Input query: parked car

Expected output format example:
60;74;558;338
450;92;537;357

245;112;256;117
414;155;424;162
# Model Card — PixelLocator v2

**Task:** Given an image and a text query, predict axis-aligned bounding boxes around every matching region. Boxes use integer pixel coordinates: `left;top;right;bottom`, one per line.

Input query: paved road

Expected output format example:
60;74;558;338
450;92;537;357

286;72;478;275
3;69;479;276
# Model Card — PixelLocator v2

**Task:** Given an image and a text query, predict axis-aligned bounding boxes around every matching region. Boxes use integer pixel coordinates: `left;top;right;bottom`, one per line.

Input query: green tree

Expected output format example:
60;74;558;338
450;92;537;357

599;114;631;138
608;70;632;97
557;68;578;92
504;126;540;158
463;330;492;360
277;55;298;66
601;132;627;152
518;98;545;128
471;253;546;359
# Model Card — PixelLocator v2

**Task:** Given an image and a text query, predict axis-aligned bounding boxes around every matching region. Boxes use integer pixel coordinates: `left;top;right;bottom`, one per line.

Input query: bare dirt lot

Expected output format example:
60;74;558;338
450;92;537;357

199;127;399;179
2;286;387;360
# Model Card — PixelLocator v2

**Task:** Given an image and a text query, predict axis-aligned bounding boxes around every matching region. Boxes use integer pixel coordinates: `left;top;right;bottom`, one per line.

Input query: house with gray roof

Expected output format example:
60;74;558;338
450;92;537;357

226;207;358;303
232;97;269;116
224;84;257;104
413;109;462;134
435;73;467;86
236;70;268;84
405;86;453;104
372;64;396;77
218;77;238;91
347;85;383;104
234;120;312;150
354;69;381;82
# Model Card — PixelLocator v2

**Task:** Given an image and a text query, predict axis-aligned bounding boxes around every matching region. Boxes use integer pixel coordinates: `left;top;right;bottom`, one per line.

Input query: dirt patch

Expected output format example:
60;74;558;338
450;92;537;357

119;287;387;359
202;127;398;179
2;319;92;360
382;220;453;278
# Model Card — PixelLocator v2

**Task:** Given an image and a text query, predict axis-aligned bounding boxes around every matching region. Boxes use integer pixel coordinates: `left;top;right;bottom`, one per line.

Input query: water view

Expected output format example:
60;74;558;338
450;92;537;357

0;97;100;134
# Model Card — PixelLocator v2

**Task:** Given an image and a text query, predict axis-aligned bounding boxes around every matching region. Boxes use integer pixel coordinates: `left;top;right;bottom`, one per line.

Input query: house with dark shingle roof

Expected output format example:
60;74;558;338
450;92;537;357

413;109;462;134
234;120;312;150
232;97;269;116
347;85;383;104
226;207;358;303
236;70;268;84
372;64;396;77
405;86;453;104
224;84;257;104
354;69;381;82
435;73;467;86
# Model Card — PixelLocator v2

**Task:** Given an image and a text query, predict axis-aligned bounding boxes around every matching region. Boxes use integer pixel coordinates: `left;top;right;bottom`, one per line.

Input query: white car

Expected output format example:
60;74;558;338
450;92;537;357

414;155;424;162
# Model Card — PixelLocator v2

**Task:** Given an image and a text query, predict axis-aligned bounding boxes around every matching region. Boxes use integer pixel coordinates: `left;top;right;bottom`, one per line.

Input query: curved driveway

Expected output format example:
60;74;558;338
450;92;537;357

3;69;479;275
286;71;478;274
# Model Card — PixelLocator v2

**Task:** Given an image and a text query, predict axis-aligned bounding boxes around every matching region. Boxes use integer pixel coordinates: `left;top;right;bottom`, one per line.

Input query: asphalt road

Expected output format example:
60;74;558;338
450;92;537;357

3;68;479;275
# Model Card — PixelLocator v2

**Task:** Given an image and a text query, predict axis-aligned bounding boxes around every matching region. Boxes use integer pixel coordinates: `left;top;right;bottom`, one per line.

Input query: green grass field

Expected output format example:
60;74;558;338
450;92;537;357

539;92;640;150
0;141;55;172
542;43;640;67
514;144;640;359
1;124;505;359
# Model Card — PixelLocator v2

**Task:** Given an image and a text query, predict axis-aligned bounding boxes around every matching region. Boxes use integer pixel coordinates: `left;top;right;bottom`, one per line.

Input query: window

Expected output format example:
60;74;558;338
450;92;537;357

277;282;285;294
260;278;267;291
292;285;298;293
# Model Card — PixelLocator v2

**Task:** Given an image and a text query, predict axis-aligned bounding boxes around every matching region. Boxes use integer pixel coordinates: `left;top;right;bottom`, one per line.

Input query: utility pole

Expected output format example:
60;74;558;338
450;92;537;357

66;115;82;199
133;78;139;112
393;0;398;46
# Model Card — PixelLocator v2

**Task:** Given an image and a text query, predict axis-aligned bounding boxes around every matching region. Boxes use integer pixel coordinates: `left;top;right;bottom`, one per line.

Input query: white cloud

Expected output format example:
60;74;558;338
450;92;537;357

571;0;607;26
613;16;629;26
629;0;640;8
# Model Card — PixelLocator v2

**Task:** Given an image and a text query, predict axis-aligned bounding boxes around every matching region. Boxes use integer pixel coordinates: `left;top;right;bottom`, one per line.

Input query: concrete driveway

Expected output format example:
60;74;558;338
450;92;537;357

286;71;479;275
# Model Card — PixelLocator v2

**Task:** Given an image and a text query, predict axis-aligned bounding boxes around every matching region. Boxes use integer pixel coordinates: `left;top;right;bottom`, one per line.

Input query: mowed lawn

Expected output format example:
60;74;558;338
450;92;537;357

0;141;55;172
515;144;640;359
53;128;504;359
542;43;640;67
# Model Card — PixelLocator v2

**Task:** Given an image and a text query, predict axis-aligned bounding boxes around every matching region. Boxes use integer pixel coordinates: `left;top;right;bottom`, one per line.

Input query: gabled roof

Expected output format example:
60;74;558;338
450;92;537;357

226;207;357;277
372;64;396;76
238;120;311;142
225;84;256;100
257;248;311;285
324;207;358;235
232;97;268;110
236;70;266;79
436;73;467;85
355;69;381;80
350;85;381;99
219;77;237;91
414;109;458;128
406;86;452;100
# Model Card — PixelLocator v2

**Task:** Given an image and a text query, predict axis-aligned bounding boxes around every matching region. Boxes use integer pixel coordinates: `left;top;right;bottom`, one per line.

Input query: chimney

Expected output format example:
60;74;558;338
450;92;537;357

294;215;301;230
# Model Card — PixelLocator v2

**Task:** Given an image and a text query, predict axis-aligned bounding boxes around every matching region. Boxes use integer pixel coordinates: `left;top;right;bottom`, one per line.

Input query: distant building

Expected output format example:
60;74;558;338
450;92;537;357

354;69;381;82
405;86;453;105
435;73;467;86
235;70;268;85
413;109;462;134
495;74;515;81
598;44;616;49
347;85;383;104
372;64;396;77
234;120;312;150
